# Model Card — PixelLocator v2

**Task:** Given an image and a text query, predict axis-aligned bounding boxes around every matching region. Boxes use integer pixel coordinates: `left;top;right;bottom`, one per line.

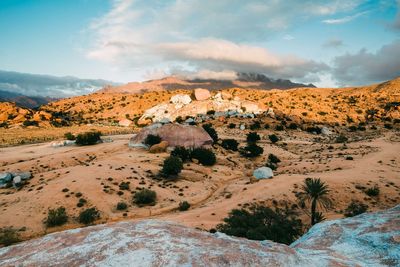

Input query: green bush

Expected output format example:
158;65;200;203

275;125;284;131
116;202;128;211
64;132;75;140
45;207;68;227
23;120;39;127
246;132;260;143
0;227;21;247
240;143;264;158
144;134;162;146
217;204;303;244
178;201;191;211
202;124;218;143
268;134;279;143
344;201;368;217
268;154;281;164
288;123;298;130
250;121;261;130
75;131;101;146
335;135;348;143
78;207;100;225
134;189;157;205
228;123;236;129
221;139;239;151
171;146;191;162
365;186;380;197
191;148;217;166
161;156;183;176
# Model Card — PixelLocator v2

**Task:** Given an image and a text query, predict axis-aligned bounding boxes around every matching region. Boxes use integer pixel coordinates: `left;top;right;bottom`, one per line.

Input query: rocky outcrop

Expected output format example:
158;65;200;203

129;124;213;148
0;205;399;266
149;141;169;153
118;118;132;127
139;90;263;124
0;171;32;188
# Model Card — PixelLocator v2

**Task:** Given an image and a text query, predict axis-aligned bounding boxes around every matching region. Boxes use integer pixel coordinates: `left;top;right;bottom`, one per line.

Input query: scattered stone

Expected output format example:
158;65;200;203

170;94;192;106
149;141;169;153
321;127;332;136
240;124;246;130
118;119;132;127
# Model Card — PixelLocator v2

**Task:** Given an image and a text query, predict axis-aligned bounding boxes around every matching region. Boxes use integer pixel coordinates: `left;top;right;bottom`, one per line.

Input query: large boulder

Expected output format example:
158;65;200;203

170;94;192;106
0;172;12;182
193;88;211;101
11;172;31;180
253;167;274;179
1;206;399;266
241;101;261;114
129;124;213;148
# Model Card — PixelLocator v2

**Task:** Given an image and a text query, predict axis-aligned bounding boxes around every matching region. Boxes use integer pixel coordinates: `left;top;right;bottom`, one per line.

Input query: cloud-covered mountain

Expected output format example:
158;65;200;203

0;70;116;99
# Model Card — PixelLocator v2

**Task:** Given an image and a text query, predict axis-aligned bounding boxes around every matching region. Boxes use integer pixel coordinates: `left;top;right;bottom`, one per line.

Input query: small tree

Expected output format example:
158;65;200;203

203;123;218;143
191;148;217;166
45;207;68;227
365;186;379;197
268;154;281;164
144;134;162;147
161;156;183;177
0;227;21;247
240;143;264;158
221;139;239;151
246;132;260;143
116;202;128;211
217;203;303;244
134;189;157;206
78;207;100;225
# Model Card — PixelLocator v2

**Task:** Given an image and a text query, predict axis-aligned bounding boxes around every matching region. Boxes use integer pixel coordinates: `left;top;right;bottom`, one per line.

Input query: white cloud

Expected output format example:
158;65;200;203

323;38;344;48
86;0;367;82
322;11;368;24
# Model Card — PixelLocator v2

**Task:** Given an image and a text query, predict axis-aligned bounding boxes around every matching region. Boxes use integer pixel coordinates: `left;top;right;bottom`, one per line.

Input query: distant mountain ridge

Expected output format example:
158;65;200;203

0;70;117;108
98;73;315;94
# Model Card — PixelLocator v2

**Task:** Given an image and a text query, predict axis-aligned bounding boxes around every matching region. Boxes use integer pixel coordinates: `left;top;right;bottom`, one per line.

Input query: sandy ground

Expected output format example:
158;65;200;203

0;129;399;241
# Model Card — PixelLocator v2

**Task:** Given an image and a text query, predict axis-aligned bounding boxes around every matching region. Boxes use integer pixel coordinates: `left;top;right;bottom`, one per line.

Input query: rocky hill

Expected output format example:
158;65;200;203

0;205;398;266
0;90;56;108
99;73;315;94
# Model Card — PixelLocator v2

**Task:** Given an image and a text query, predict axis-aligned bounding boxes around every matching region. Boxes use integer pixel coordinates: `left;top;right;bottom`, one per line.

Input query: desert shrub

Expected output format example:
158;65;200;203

191;148;216;166
264;124;270;129
240;143;264;158
275;125;284;131
221;139;239;151
178;201;191;211
171;146;191;162
75;131;101;146
23;120;39;127
348;125;357;132
175;116;183;123
207;110;215;115
78;207;100;225
144;134;162;146
268;134;279;143
134;189;157;205
119;182;130;190
335;135;348;143
116;202;128;211
0;227;20;247
217;204;303;244
0;122;8;128
161;156;183;176
228;123;236;129
288;123;298;130
202;123;218;143
64;132;75;140
266;162;277;170
45;207;68;227
306;126;322;134
384;123;393;129
250;121;261;130
268;154;281;164
344;201;368;217
365;186;380;197
246;132;260;143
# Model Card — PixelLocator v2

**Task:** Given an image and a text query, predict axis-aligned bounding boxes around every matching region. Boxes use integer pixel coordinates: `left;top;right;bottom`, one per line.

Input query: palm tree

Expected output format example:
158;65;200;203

299;178;332;226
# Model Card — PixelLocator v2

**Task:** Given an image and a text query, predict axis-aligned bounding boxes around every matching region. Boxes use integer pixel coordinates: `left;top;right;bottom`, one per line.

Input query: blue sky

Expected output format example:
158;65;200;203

0;0;399;87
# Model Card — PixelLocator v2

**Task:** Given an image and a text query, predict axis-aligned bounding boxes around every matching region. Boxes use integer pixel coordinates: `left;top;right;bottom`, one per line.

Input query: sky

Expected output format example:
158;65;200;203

0;0;399;88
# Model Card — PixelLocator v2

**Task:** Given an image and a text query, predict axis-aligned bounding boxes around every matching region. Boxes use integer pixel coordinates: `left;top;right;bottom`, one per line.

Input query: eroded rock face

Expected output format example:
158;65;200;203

194;88;211;100
0;205;399;267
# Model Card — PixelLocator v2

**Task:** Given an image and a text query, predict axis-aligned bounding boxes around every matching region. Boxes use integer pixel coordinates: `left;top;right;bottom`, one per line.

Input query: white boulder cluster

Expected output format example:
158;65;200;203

138;88;264;125
0;171;32;188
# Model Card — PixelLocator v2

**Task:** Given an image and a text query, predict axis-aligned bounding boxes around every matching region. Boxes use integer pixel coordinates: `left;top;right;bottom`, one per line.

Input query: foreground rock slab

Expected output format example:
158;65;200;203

0;205;399;266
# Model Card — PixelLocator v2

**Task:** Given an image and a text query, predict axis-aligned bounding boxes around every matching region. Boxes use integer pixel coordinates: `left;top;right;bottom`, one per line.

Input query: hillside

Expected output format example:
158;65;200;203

1;77;395;128
0;90;56;108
